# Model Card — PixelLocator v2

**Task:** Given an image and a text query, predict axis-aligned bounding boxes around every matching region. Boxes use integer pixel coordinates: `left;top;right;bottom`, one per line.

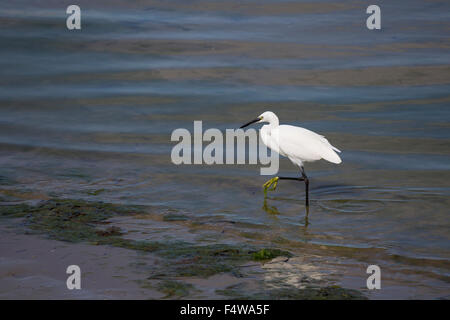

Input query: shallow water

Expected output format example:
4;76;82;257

0;0;449;299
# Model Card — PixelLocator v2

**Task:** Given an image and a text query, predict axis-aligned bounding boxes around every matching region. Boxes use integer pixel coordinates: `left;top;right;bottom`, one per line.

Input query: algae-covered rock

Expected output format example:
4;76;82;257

252;248;292;261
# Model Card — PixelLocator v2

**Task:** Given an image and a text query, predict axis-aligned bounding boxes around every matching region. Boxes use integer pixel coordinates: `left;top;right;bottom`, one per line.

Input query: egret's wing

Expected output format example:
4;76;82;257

273;125;342;164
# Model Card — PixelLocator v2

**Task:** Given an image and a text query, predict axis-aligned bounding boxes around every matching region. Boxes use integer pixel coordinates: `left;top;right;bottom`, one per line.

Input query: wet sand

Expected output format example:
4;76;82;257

0;221;162;299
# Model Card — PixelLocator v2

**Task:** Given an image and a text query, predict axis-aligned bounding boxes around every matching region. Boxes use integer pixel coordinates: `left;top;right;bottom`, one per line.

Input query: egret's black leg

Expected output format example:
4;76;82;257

301;166;309;207
263;169;310;207
278;177;304;182
278;168;309;206
304;205;310;227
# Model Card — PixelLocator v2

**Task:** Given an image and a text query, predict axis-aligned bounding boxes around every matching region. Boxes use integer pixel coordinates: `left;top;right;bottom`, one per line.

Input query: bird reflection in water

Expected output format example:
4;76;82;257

262;198;310;227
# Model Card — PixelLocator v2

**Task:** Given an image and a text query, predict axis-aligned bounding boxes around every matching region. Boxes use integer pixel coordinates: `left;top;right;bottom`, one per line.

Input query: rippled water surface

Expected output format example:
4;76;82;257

1;0;449;299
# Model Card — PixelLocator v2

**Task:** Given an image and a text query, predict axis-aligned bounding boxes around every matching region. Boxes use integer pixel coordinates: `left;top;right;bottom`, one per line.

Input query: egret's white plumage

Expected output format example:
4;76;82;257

240;111;342;206
257;111;342;168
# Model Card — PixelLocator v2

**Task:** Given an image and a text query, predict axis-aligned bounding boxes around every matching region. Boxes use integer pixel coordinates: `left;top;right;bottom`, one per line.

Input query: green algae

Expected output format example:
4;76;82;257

174;246;248;276
144;243;256;278
215;283;252;300
252;248;292;261
268;286;367;300
87;189;106;196
156;280;195;298
111;238;167;252
162;213;189;221
0;198;367;299
0;198;293;279
240;231;265;240
137;279;197;298
216;283;367;300
95;226;123;237
0;199;144;243
22;199;142;242
0;203;32;218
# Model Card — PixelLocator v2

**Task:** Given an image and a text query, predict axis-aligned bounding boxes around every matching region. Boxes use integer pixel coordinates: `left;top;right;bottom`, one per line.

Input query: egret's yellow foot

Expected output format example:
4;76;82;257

263;176;279;198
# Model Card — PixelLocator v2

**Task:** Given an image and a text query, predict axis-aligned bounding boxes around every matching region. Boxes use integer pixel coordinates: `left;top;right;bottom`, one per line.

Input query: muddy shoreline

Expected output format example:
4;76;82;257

0;198;366;299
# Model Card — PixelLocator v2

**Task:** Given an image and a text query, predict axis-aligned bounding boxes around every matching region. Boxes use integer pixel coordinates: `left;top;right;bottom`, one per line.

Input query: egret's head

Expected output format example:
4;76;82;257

240;111;278;128
258;111;278;124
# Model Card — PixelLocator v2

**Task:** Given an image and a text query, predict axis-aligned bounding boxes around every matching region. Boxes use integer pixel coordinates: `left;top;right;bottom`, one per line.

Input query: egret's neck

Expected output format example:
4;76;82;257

265;118;279;131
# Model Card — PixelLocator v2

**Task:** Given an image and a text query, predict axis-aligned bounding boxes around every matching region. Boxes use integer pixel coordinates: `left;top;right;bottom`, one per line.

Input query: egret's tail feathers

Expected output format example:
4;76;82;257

323;149;342;164
333;155;342;164
319;134;341;153
319;138;342;163
332;146;341;153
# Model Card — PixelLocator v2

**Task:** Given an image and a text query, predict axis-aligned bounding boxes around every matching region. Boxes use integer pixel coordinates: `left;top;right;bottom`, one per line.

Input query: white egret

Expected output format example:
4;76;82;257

240;111;342;207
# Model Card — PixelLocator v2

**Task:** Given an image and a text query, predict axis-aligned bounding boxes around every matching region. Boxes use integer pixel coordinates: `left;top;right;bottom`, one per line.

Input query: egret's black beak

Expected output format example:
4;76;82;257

240;117;261;129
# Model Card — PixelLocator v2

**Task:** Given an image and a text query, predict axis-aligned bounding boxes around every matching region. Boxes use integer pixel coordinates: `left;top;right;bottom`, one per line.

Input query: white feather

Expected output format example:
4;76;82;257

258;112;342;167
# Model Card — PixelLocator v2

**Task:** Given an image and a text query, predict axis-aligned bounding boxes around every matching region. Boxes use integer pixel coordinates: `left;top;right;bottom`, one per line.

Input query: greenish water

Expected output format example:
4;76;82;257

0;0;449;299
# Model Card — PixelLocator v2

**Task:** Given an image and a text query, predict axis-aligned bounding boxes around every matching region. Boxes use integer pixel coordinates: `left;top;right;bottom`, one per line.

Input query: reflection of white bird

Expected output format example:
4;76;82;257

240;111;342;206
